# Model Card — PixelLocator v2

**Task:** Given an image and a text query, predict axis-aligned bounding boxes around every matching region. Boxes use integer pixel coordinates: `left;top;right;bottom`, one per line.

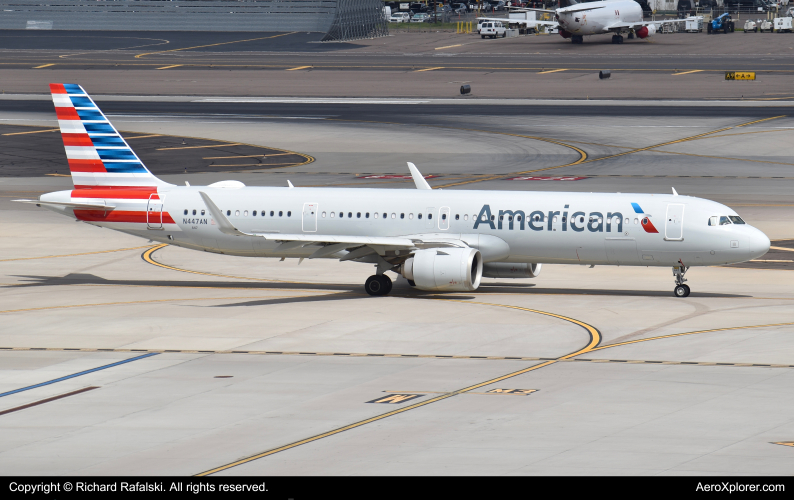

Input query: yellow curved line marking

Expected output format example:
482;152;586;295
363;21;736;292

135;32;297;58
0;245;151;262
590;321;794;352
196;302;600;476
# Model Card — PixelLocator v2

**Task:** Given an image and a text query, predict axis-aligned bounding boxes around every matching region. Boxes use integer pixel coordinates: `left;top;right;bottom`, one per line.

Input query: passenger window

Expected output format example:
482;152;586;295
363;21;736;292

366;212;370;218
624;218;629;225
418;213;423;219
719;216;732;225
429;214;433;220
348;212;352;218
634;218;639;225
339;212;343;218
322;212;326;218
357;212;361;218
455;214;459;220
391;213;396;219
409;213;413;219
270;211;274;216
729;216;745;224
192;209;197;215
331;212;335;218
235;210;240;216
287;211;291;217
400;213;404;219
443;214;447;220
279;211;283;217
244;210;248;217
226;210;231;216
252;211;257;216
374;212;378;219
184;209;188;215
201;210;205;216
464;214;468;221
382;213;387;219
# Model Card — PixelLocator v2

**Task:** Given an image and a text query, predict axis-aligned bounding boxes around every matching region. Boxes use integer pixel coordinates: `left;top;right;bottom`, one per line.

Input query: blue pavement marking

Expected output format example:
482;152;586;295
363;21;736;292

0;352;159;398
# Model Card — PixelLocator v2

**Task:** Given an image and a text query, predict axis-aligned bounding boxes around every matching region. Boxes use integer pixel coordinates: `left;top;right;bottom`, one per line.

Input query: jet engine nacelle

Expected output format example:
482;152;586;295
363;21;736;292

482;262;542;279
401;247;483;292
635;24;656;38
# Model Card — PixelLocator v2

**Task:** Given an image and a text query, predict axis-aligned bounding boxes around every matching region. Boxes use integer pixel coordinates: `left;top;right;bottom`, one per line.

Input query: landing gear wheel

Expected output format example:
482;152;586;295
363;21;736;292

365;274;392;296
611;35;618;43
617;35;624;44
674;285;690;297
628;32;635;39
407;279;416;287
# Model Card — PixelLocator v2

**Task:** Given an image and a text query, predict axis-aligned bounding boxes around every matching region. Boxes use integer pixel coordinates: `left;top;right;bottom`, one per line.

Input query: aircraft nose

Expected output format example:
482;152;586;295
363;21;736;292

749;227;771;260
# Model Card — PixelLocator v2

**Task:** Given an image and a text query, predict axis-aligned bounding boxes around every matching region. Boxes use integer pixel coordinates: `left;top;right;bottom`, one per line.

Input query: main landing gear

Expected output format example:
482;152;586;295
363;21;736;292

672;264;690;297
611;34;624;44
365;274;392;296
571;35;584;44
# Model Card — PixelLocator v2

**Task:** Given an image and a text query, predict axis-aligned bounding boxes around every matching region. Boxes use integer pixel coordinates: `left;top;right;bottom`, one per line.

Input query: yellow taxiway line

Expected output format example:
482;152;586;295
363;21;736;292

157;143;242;151
156;64;183;70
33;63;55;69
538;68;568;74
135;32;297;58
286;65;312;71
414;67;444;72
672;70;703;76
2;128;59;136
0;245;151;262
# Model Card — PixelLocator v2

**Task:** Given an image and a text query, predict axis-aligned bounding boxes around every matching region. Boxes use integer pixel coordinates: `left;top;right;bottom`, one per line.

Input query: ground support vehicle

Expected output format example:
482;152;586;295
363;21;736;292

774;16;793;31
759;20;773;31
707;13;735;33
480;21;507;38
744;20;758;31
686;16;703;31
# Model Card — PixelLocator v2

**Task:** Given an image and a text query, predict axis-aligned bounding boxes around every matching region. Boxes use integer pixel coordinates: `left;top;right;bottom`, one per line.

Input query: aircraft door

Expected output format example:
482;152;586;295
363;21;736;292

302;202;318;232
146;194;163;229
665;204;685;241
604;238;639;265
439;206;450;230
426;207;435;228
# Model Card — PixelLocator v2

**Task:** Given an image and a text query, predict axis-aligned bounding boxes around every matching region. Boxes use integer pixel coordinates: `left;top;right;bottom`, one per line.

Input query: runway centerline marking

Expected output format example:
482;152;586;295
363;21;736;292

195;301;601;476
134;32;297;58
156;64;183;70
672;70;703;76
538;68;568;74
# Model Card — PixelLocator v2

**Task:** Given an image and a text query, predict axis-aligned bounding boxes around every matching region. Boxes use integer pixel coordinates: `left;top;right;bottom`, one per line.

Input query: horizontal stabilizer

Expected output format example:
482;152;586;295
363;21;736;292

13;199;115;210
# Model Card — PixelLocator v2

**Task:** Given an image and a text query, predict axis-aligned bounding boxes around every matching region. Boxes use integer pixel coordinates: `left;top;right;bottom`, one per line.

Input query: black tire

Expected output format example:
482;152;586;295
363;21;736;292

365;275;386;296
407;279;416;287
674;285;689;298
682;284;690;296
502;31;506;38
381;275;393;295
481;35;485;39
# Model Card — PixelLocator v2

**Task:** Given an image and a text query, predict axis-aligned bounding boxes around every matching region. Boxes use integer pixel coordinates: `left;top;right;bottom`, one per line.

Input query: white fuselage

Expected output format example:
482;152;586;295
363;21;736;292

43;186;770;268
556;0;643;36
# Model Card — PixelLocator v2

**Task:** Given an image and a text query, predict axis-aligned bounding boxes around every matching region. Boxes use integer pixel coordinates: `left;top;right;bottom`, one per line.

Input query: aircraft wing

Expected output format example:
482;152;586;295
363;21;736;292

198;191;469;261
603;18;687;31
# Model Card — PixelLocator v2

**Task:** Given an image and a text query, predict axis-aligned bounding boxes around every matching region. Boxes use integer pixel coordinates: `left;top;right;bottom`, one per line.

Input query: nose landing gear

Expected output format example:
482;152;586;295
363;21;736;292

611;34;624;44
571;35;584;44
365;274;393;296
672;264;690;297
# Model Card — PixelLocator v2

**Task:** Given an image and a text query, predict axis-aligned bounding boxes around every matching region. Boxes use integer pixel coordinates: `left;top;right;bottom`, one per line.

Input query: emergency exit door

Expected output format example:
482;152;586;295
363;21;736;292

665;204;685;241
302;202;318;232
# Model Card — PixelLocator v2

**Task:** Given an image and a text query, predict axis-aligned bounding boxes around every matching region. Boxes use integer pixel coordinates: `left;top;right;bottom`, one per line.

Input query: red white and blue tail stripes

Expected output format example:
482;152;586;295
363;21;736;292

50;83;167;188
50;83;177;229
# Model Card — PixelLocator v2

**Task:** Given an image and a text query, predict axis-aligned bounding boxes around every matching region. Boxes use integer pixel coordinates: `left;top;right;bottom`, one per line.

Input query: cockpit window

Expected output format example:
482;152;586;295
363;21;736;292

728;216;745;224
719;216;732;226
708;216;718;226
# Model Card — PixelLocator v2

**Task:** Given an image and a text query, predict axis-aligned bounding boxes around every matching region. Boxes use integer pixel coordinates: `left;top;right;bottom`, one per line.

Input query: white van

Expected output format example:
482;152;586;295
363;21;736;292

481;21;507;38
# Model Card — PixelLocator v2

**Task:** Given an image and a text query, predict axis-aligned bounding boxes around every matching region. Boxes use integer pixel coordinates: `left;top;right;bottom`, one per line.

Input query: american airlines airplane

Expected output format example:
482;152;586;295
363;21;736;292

17;84;770;298
538;0;684;44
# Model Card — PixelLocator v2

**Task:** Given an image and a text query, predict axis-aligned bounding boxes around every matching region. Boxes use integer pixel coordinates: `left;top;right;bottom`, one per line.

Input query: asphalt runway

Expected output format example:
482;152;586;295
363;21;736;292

2;90;794;475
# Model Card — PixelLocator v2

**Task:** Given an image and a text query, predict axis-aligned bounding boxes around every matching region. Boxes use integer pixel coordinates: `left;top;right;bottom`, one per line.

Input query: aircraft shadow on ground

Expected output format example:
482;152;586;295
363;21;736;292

6;274;752;300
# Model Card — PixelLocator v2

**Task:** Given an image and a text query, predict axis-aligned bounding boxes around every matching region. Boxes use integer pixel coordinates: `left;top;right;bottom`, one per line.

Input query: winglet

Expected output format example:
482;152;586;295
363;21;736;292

407;162;432;190
287;180;294;188
672;187;678;196
199;191;249;237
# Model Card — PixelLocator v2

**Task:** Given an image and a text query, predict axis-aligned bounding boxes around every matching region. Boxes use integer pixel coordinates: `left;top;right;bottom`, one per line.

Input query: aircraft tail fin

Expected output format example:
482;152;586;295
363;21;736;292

49;83;171;190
